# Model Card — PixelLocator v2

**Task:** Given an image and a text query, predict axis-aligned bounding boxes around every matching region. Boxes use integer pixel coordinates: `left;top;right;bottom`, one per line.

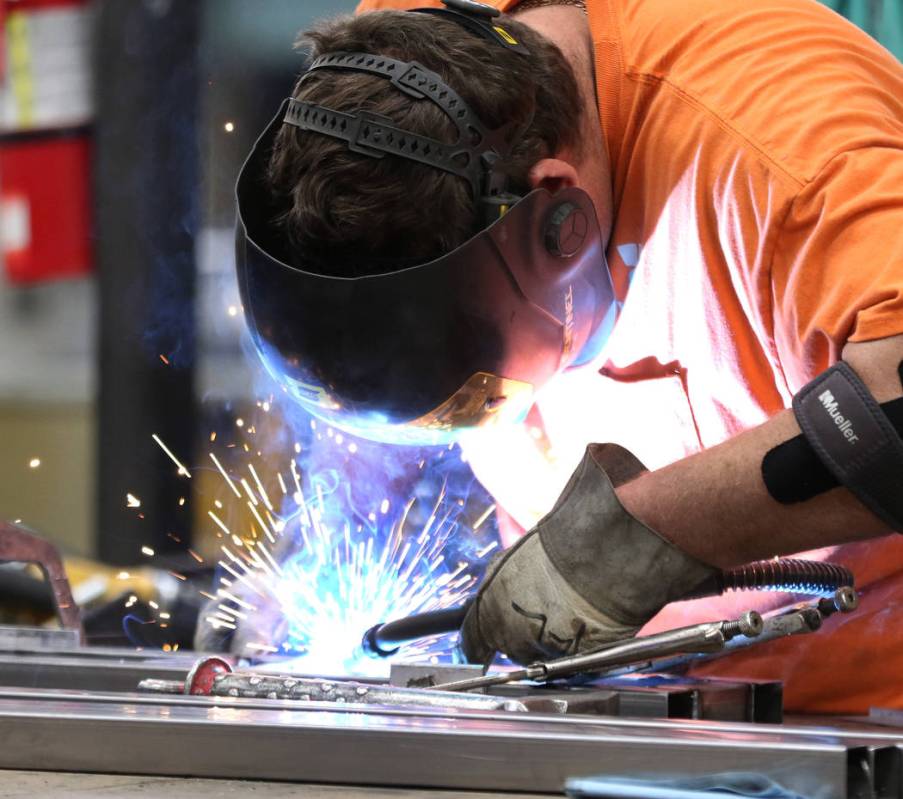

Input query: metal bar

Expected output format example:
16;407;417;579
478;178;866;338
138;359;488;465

0;696;856;797
389;663;484;689
0;523;84;640
0;626;80;653
748;680;784;724
602;685;696;719
873;745;902;799
619;605;828;677
433;616;757;693
0;653;193;693
138;669;533;713
872;709;903;729
0;652;749;722
1;685;901;746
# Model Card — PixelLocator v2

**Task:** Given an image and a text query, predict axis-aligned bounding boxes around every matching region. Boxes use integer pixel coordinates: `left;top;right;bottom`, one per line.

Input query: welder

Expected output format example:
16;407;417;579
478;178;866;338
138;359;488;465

229;0;903;711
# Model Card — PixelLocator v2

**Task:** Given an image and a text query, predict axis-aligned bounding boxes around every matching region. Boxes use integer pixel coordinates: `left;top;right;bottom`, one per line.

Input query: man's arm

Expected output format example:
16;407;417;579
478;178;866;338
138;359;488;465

617;335;903;569
460;336;903;665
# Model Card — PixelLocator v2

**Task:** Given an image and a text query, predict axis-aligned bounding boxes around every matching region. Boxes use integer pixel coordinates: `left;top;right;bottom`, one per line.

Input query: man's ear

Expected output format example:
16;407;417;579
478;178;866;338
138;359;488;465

528;158;580;194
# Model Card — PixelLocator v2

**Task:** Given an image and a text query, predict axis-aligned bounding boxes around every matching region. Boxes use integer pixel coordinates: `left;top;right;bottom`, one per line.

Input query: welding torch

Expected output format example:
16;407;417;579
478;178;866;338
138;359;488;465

363;601;473;657
361;557;854;658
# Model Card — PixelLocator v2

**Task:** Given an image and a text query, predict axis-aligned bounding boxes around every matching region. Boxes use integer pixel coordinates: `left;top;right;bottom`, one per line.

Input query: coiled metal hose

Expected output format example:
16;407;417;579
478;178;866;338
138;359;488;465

684;558;854;600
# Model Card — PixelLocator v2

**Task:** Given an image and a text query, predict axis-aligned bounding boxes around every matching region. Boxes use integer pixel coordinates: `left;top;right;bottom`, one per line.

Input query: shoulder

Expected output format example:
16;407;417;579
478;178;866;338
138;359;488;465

607;0;903;183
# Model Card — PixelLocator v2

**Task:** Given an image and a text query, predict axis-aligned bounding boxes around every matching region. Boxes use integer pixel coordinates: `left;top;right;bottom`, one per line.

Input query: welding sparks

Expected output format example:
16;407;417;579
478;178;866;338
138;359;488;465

210;452;242;498
199;442;494;676
28;457;41;469
152;434;192;478
472;504;496;531
207;510;232;538
126;494;141;508
224;121;235;133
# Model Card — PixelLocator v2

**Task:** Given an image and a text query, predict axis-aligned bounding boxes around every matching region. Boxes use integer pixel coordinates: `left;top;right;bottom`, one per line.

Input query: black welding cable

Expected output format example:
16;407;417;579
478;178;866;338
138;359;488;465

360;557;854;658
362;600;473;657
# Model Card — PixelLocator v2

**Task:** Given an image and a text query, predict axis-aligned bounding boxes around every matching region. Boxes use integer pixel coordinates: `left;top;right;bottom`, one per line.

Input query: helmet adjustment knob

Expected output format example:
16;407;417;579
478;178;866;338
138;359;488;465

544;202;589;257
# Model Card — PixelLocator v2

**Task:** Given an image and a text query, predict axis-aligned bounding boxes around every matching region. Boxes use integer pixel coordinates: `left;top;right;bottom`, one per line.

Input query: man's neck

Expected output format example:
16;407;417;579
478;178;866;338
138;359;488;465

512;4;596;106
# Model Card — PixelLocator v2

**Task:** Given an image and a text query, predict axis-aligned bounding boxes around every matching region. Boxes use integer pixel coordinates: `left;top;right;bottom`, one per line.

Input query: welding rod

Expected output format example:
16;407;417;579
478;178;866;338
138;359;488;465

137;656;530;712
362;601;473;657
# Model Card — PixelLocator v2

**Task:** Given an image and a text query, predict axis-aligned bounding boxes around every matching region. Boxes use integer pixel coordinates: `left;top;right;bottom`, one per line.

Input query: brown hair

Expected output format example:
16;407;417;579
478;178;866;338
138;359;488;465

267;10;581;275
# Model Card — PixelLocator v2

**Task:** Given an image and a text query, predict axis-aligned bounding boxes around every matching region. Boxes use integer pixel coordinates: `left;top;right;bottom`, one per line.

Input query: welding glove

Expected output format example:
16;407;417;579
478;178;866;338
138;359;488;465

459;444;717;666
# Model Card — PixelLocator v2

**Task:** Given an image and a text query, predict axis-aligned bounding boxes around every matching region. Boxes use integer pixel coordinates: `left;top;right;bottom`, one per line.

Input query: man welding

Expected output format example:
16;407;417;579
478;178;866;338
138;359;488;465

231;0;903;711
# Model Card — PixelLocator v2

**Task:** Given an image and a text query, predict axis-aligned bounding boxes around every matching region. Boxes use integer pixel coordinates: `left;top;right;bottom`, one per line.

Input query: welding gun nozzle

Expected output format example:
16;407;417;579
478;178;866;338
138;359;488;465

362;624;400;659
360;602;474;660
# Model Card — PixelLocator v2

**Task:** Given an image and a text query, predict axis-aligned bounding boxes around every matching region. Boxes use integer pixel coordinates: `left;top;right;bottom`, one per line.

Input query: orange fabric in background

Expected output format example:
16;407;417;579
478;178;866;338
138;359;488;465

355;0;903;712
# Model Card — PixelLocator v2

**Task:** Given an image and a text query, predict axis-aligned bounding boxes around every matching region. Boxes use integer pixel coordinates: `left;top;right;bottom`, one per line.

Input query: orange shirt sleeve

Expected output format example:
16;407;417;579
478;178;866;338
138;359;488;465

771;146;903;389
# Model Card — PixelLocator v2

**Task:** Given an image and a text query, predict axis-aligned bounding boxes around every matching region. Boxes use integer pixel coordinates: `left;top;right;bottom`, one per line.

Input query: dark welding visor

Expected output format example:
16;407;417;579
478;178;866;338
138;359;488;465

235;103;616;446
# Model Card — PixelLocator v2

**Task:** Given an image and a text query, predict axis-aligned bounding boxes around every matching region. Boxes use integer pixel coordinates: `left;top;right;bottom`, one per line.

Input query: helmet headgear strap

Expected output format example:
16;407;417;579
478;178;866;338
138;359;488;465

282;3;532;226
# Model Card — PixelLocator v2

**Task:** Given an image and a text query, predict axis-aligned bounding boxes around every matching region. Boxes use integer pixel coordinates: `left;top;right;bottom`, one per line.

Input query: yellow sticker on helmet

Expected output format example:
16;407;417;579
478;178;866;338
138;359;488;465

493;26;518;45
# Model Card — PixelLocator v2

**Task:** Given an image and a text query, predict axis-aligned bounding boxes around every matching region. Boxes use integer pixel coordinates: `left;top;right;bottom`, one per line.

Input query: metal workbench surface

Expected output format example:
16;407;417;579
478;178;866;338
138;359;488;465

0;771;558;799
0;644;900;799
1;691;901;799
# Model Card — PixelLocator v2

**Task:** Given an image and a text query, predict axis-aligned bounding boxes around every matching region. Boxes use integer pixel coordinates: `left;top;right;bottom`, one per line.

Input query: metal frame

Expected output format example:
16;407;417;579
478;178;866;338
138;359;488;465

0;695;868;798
0;643;899;797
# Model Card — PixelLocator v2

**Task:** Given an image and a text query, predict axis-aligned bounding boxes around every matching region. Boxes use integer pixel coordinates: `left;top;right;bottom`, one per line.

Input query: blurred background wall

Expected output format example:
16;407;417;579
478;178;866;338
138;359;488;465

0;0;354;563
0;0;899;566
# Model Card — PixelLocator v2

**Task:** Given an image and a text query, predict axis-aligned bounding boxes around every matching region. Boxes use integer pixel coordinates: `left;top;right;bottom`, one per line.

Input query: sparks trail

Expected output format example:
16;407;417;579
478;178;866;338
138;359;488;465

141;409;497;670
199;418;497;675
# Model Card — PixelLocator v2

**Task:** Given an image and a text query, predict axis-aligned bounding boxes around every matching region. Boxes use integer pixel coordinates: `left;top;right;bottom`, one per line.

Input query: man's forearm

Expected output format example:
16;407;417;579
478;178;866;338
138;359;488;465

616;337;903;569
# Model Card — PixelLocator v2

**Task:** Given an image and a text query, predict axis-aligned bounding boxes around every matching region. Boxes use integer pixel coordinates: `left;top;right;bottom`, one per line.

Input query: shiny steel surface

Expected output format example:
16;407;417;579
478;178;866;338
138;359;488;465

1;684;901;744
0;651;195;692
433;615;755;693
0;625;81;652
0;694;865;798
0;650;768;722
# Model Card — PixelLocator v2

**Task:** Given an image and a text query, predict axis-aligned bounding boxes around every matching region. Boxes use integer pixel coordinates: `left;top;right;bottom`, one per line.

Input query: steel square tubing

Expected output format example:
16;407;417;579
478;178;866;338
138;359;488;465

0;697;859;798
0;653;192;692
0;654;746;720
1;685;900;746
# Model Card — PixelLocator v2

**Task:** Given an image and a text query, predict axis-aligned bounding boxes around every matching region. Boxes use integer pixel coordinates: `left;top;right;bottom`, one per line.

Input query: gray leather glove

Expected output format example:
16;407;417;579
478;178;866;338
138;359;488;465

460;444;717;665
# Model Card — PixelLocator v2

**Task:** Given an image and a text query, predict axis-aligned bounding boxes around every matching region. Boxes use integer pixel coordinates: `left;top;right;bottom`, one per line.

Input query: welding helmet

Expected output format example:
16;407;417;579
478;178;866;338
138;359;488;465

234;3;617;446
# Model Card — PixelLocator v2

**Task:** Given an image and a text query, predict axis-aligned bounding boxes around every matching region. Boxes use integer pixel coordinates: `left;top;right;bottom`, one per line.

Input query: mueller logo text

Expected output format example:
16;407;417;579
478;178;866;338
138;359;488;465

818;389;860;444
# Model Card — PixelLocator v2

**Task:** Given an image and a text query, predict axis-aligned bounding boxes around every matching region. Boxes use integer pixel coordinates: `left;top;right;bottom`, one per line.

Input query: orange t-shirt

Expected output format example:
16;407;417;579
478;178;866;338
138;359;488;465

354;0;903;712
